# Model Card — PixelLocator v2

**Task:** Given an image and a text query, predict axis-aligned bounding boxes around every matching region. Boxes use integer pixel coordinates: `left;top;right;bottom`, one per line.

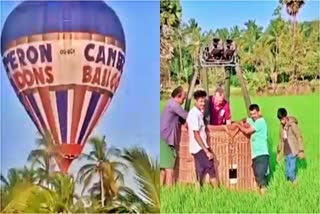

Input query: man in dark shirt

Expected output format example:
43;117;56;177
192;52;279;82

160;86;188;186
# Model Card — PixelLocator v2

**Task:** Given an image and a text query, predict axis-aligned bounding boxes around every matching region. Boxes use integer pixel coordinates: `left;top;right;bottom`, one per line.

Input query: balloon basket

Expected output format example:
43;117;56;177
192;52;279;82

175;125;257;191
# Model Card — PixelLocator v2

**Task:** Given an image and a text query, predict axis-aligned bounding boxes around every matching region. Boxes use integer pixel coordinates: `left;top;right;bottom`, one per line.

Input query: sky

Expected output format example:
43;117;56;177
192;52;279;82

182;0;320;32
0;0;160;184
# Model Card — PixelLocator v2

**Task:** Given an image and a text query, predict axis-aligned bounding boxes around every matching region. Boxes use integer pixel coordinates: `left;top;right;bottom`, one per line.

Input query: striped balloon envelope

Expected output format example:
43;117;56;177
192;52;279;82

1;1;126;173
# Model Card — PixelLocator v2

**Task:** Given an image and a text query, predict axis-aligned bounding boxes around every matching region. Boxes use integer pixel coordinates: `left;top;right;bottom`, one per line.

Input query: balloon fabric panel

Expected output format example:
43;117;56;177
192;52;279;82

1;1;126;173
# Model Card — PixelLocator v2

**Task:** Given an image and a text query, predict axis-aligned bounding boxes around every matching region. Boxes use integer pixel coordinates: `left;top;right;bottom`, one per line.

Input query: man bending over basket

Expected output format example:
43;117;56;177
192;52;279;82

160;86;188;186
187;90;218;188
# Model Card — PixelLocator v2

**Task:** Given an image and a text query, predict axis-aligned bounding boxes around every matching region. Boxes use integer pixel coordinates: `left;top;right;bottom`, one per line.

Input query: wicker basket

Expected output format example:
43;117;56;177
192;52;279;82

175;124;256;190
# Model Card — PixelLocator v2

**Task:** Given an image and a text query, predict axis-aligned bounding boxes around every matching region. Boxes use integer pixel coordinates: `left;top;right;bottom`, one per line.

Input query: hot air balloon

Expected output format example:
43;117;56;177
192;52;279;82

1;1;126;173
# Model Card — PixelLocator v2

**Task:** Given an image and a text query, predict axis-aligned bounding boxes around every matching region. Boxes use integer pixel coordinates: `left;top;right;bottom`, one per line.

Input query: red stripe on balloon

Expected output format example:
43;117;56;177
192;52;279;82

70;86;86;144
38;87;60;145
82;95;110;145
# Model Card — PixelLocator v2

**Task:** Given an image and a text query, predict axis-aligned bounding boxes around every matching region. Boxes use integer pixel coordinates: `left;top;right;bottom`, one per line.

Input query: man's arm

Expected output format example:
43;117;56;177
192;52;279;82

235;122;255;135
203;117;210;141
276;125;284;163
225;103;232;125
179;116;186;125
194;131;210;153
277;125;284;154
172;104;188;120
232;117;247;124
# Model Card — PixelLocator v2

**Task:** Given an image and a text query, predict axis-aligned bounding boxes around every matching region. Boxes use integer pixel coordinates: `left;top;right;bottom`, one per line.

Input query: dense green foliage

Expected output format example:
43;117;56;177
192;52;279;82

160;0;319;94
1;136;160;213
160;94;320;212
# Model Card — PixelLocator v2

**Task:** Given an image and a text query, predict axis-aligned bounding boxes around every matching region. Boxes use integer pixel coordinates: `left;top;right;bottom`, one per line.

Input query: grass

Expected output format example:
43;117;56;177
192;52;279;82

160;93;320;213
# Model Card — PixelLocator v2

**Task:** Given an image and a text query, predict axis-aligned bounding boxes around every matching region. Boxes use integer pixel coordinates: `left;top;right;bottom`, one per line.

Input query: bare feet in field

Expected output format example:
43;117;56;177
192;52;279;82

259;187;267;195
195;182;201;192
210;178;219;188
292;180;298;187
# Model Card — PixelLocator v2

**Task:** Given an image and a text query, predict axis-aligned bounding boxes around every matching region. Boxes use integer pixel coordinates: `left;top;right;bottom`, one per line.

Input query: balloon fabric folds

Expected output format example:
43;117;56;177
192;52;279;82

1;1;126;173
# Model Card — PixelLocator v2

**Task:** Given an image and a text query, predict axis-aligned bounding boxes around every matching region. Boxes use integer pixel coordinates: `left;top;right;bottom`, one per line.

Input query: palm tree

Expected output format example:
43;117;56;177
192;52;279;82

184;18;204;110
77;136;127;207
160;1;318;94
280;0;305;82
90;186;147;213
215;27;230;40
27;131;61;185
43;172;80;213
1;168;25;191
1;172;82;213
160;0;182;31
169;27;185;84
1;182;42;213
229;25;242;41
160;0;182;87
122;146;160;213
0;167;37;211
280;0;305;28
262;5;288;92
240;20;263;68
113;186;148;213
185;19;203;62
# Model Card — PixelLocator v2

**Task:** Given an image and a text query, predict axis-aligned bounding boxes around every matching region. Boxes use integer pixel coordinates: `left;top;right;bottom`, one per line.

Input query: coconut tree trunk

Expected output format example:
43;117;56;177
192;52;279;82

178;37;183;84
185;63;199;111
292;14;296;82
49;158;55;175
100;171;105;207
100;135;106;207
47;158;56;189
167;66;171;87
224;67;231;102
200;67;208;92
205;68;209;94
235;64;251;116
273;41;279;94
272;36;279;94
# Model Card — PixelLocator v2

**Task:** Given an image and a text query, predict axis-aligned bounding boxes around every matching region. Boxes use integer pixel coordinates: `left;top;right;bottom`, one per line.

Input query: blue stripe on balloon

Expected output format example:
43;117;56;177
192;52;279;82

77;92;101;144
56;90;68;144
27;94;47;130
1;1;125;55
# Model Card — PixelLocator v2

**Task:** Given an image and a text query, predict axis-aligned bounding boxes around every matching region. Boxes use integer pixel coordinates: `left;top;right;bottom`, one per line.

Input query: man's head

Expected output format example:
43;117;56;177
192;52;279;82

249;104;261;120
214;87;225;105
277;108;288;125
193;90;207;111
171;86;186;105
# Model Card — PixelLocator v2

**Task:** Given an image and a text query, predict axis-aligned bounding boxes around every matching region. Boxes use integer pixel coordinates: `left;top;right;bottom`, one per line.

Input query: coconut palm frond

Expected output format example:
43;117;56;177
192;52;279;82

122;147;160;211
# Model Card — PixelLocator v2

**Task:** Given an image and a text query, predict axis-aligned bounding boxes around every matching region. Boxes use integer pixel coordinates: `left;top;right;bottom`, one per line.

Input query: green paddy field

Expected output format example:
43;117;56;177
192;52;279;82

160;94;320;213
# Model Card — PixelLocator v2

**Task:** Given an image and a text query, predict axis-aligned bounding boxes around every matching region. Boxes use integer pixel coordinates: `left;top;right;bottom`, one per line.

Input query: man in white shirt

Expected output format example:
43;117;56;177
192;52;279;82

186;90;218;187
